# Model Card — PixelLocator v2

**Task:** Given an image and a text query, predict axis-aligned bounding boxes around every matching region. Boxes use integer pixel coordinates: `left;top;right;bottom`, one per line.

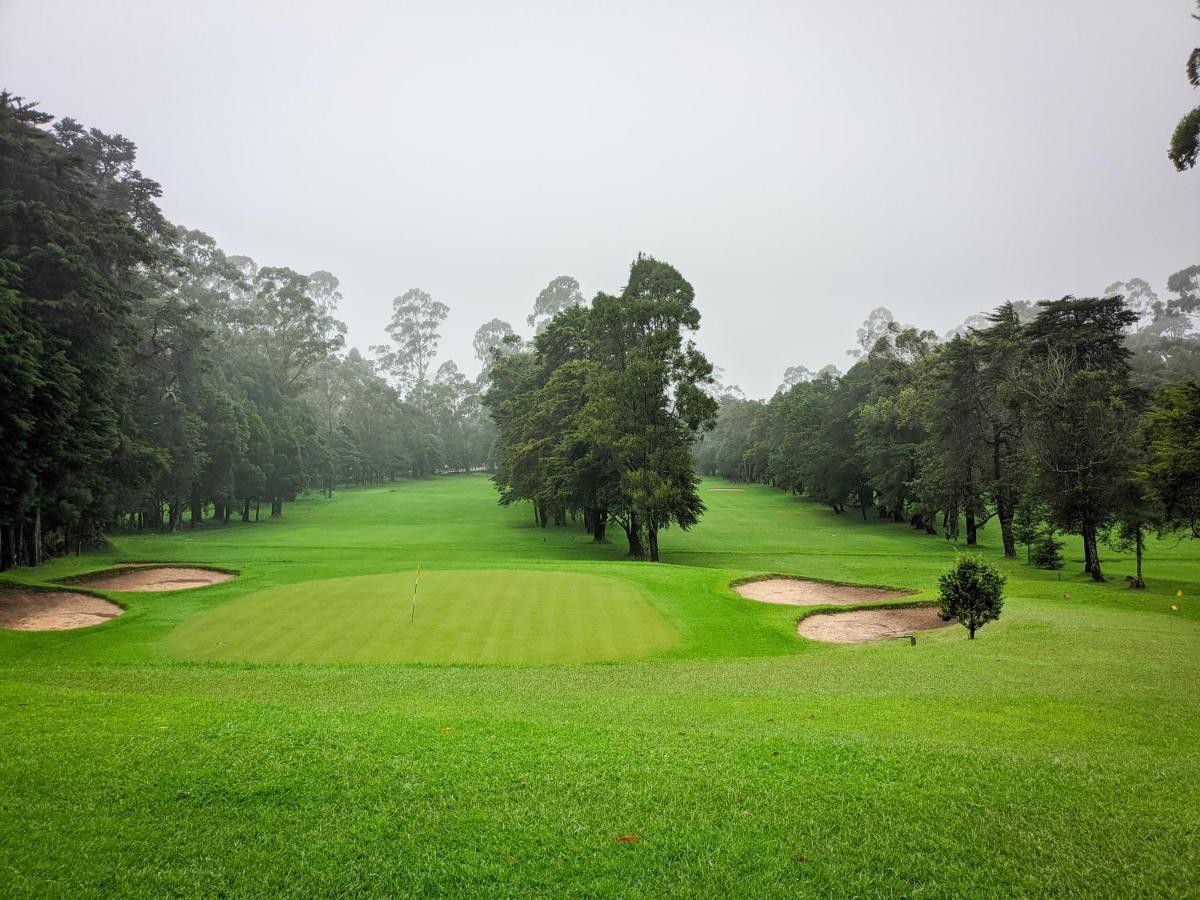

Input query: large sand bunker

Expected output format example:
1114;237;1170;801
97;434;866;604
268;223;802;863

798;607;953;643
0;589;123;631
71;566;234;592
734;577;911;607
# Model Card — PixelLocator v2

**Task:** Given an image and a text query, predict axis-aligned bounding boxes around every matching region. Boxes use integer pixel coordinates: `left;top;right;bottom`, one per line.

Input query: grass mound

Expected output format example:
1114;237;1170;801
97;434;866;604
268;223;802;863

166;568;678;664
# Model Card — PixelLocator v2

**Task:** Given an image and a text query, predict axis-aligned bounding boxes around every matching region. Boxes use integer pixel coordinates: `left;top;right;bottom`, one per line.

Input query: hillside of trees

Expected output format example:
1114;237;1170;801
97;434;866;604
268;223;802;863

695;295;1200;584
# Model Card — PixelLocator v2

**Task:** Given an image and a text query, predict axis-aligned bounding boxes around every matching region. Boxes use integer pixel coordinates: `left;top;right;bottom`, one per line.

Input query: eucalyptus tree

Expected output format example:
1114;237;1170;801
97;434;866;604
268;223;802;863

472;318;520;366
527;275;585;333
374;288;449;402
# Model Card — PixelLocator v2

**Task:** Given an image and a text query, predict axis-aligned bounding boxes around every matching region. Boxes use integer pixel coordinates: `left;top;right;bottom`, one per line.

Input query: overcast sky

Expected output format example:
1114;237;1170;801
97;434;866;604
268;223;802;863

3;1;1196;396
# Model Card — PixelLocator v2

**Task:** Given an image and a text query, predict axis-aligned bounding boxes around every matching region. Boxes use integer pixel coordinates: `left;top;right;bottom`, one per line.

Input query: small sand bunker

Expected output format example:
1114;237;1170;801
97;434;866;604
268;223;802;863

734;577;909;607
74;566;234;592
798;607;953;643
0;590;123;631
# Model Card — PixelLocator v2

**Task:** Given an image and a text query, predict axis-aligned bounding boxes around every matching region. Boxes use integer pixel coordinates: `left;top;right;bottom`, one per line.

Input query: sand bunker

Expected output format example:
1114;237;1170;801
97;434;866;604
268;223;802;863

734;577;910;607
798;607;953;643
0;589;123;631
72;566;234;592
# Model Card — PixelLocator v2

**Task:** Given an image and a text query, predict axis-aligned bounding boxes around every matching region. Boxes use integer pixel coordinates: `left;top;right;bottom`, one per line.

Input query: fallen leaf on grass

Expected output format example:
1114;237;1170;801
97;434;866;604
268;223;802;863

614;835;640;843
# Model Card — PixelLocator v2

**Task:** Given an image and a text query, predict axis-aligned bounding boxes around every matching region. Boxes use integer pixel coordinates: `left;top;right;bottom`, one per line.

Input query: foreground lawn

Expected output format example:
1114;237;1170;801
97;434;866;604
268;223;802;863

2;475;1199;896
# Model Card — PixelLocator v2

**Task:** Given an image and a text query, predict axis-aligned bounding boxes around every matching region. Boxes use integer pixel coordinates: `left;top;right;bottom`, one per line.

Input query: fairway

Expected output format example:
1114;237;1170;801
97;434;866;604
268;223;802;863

167;569;677;664
2;475;1199;897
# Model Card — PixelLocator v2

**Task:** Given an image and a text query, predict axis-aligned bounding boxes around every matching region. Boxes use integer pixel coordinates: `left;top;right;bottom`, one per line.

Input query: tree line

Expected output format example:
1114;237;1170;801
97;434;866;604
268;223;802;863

696;293;1200;585
0;93;569;569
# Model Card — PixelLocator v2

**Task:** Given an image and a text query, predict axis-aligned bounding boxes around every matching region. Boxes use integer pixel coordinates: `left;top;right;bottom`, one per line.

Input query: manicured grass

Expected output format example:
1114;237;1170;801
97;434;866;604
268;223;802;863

1;475;1199;896
166;569;677;664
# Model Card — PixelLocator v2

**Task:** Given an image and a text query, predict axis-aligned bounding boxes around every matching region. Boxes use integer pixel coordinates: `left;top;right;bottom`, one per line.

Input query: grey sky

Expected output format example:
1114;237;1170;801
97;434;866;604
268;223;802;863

3;1;1196;397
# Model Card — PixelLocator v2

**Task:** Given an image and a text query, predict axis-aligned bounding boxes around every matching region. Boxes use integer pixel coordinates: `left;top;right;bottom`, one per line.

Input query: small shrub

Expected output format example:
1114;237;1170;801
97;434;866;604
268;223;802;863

1030;534;1064;570
938;555;1005;640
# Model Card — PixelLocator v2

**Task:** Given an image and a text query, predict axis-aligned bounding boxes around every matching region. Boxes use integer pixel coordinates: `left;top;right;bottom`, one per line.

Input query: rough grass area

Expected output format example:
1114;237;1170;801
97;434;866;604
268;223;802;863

1;475;1198;896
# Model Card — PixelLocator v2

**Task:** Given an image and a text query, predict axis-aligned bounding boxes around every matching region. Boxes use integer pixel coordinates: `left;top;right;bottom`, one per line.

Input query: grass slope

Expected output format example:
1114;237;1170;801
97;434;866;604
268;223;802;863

1;475;1198;896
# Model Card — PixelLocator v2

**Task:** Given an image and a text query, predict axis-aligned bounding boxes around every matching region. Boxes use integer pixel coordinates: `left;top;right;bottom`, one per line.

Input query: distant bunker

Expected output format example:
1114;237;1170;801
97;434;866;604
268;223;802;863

0;589;123;631
798;607;954;644
734;577;911;607
70;566;235;592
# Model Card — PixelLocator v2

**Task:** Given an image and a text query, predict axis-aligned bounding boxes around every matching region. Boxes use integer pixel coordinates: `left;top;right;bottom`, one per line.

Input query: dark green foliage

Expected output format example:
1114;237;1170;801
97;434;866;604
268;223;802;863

1144;380;1200;537
486;255;716;561
1;94;492;568
1030;534;1065;571
938;555;1005;639
1169;3;1200;171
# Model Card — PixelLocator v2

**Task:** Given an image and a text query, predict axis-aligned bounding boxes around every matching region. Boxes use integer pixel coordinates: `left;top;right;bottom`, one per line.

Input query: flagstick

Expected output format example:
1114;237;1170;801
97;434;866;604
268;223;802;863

411;564;420;623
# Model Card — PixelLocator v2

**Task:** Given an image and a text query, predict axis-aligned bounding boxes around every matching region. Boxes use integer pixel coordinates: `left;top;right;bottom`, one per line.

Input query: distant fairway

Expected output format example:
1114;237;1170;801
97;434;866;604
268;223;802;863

2;474;1199;896
168;569;677;664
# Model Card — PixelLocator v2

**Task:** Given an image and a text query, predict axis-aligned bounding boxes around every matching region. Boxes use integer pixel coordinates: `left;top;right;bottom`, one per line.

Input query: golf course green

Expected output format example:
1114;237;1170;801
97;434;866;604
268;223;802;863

2;474;1198;896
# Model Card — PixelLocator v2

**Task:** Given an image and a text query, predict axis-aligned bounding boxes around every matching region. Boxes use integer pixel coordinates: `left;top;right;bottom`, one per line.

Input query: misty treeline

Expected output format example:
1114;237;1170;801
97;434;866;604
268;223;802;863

697;292;1200;585
0;94;547;569
485;256;717;562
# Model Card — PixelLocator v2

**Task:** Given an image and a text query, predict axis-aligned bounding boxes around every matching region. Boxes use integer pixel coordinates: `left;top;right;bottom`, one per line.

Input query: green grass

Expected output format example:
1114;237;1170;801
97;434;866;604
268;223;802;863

166;569;677;665
2;475;1199;896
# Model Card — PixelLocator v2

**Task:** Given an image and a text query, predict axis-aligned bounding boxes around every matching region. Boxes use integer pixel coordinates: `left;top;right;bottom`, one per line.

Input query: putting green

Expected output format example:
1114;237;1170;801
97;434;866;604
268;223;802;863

166;568;678;664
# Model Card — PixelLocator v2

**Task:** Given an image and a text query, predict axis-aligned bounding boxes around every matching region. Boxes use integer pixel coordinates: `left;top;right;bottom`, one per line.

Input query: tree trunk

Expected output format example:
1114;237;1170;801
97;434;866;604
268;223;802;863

33;505;42;567
648;522;660;562
255;499;261;521
965;511;977;546
271;497;283;518
0;524;12;571
968;623;976;640
241;499;251;523
623;513;645;559
1082;520;1104;581
190;494;203;528
994;435;1016;558
1130;524;1146;589
593;509;607;543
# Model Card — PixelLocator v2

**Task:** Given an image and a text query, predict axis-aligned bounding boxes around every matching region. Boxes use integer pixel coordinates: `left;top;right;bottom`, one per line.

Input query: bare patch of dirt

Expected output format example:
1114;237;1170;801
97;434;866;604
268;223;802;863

798;607;953;643
72;566;234;592
0;589;123;631
734;577;910;606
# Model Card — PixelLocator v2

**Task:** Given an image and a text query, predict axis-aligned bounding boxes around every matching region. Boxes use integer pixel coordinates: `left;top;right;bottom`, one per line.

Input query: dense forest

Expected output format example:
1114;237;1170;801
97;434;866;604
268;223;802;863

695;294;1200;584
0;93;534;569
